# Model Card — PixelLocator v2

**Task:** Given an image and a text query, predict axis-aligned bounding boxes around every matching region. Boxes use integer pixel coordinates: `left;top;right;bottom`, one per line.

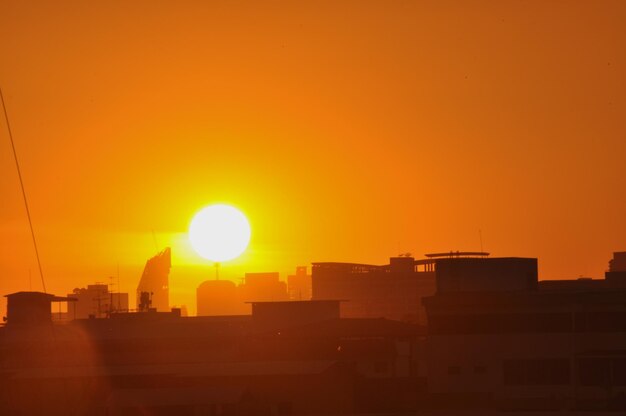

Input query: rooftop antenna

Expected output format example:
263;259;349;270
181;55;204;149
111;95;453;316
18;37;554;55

108;275;115;315
117;262;121;311
1;88;47;293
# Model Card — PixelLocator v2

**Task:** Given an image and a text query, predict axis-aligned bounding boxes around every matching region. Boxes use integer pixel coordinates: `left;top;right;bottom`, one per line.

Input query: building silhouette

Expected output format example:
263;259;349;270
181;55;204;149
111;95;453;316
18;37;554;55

0;294;421;415
4;292;75;326
609;251;626;272
3;250;626;414
606;252;626;287
197;279;247;316
287;266;312;300
197;271;289;316
312;254;443;324
136;247;171;312
240;272;289;303
68;283;129;319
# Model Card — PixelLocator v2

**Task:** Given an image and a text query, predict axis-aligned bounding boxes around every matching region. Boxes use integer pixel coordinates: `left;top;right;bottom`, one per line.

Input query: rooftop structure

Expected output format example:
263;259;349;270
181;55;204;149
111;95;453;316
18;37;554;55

435;257;538;293
606;252;626;287
609;251;626;272
4;291;75;326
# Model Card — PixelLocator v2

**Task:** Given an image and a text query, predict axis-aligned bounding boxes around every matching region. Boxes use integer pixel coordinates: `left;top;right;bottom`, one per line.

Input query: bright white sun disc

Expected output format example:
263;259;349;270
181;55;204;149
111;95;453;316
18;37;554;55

188;204;251;262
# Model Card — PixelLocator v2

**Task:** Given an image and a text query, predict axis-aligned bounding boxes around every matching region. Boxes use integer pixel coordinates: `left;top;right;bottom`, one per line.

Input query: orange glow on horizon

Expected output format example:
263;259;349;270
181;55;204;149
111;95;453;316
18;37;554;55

0;1;625;315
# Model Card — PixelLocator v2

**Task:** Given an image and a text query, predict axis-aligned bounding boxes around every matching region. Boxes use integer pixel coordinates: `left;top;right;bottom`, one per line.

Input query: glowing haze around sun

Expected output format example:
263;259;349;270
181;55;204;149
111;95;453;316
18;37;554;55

188;204;251;262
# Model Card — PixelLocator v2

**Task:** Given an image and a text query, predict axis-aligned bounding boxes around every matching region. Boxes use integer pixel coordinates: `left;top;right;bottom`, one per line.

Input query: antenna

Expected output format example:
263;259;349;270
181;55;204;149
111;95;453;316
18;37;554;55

117;262;121;311
1;88;47;293
109;276;115;315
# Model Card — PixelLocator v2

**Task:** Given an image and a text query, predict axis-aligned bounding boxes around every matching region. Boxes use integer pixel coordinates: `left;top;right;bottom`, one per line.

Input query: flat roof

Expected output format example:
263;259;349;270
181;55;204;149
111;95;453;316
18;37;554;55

5;291;76;302
425;251;490;258
246;299;344;304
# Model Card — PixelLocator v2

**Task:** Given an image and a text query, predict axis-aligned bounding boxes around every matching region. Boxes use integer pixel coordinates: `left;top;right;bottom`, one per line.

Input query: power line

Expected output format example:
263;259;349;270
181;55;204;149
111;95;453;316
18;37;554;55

0;88;47;293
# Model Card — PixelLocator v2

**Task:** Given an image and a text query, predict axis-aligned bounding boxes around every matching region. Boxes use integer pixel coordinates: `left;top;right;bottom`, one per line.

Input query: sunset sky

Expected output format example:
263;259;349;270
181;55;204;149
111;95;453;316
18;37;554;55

1;1;624;314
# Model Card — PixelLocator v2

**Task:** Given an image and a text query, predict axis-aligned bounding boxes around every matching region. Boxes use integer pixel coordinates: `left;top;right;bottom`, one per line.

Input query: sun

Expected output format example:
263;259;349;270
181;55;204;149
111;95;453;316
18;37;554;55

188;204;251;262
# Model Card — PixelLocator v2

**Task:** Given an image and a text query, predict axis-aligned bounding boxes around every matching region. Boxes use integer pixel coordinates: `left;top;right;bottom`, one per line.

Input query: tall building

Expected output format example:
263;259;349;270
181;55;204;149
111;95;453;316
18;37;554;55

312;255;441;324
136;248;171;312
287;266;312;300
67;283;129;319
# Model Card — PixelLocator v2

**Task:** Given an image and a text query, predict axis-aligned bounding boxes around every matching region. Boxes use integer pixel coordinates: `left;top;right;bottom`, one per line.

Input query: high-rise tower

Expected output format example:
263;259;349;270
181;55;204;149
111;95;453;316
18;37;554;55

136;248;171;312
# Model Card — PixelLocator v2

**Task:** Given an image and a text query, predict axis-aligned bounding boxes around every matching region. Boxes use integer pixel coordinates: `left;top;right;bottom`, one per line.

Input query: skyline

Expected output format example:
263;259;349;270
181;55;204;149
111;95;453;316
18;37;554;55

1;1;625;314
4;250;626;413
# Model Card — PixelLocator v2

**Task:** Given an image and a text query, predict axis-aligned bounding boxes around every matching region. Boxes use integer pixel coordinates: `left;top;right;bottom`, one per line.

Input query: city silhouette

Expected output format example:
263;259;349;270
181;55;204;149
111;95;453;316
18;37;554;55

3;251;626;414
1;1;625;415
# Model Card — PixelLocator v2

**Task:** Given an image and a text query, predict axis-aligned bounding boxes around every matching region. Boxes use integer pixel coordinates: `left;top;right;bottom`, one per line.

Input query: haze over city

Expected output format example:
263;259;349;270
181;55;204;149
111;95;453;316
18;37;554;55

1;3;626;414
1;1;624;315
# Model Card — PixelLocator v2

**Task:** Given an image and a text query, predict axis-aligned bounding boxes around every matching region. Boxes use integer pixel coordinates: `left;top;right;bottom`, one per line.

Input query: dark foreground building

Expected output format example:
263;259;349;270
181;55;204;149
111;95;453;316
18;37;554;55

0;294;424;415
4;252;626;414
423;253;626;411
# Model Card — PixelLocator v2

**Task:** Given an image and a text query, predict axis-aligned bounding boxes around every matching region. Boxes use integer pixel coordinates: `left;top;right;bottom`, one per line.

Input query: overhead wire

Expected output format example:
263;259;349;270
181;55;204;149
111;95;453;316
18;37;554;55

1;87;72;412
0;87;47;293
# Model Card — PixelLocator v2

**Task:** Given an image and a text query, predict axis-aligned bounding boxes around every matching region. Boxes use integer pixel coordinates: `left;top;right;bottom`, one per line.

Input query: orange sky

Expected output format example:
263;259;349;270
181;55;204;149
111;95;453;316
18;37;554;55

1;1;625;314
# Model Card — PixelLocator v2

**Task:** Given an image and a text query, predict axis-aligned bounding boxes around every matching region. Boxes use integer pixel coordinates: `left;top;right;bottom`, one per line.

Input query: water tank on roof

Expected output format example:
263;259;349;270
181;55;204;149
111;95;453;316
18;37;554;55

389;256;415;273
4;292;73;326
